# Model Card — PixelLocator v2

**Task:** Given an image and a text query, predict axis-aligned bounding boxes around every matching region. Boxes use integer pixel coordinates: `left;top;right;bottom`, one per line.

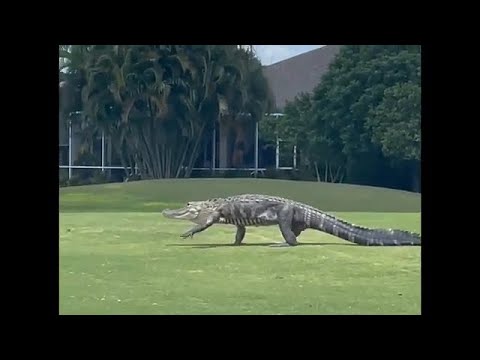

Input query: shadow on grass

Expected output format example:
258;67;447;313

167;242;358;249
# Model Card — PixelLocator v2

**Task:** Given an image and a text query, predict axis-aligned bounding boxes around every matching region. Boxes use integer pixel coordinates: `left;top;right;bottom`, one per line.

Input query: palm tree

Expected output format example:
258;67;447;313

216;47;274;168
64;45;273;178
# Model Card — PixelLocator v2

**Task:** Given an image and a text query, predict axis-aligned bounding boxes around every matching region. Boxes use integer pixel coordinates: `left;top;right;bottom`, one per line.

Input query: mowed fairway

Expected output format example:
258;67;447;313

60;179;421;315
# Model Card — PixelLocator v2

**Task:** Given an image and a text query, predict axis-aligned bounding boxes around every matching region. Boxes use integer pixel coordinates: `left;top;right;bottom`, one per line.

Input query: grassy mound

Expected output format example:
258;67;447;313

60;178;421;213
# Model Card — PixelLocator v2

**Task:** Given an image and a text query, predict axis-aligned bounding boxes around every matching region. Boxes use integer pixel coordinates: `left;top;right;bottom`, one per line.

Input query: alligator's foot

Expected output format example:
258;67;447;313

180;232;194;239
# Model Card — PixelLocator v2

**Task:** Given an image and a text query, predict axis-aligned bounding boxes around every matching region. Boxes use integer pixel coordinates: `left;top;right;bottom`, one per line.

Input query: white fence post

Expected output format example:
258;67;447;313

275;136;280;169
293;145;297;169
212;125;216;171
254;121;259;177
68;120;72;179
101;131;105;172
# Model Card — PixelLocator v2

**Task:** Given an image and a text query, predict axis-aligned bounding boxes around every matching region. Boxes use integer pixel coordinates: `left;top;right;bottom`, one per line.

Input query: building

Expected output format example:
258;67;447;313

262;45;342;111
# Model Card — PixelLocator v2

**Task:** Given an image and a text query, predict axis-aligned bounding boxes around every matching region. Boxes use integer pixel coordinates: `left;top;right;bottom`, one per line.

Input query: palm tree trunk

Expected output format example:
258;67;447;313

175;138;191;178
112;131;130;177
232;122;248;168
218;118;230;169
184;124;206;178
136;127;156;178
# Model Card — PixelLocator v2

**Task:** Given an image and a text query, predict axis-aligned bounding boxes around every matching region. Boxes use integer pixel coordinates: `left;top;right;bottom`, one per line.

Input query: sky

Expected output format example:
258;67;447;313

254;45;325;65
60;45;326;70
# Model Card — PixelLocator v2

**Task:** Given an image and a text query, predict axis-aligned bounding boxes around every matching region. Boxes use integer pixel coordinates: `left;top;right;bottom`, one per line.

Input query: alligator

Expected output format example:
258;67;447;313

161;194;421;247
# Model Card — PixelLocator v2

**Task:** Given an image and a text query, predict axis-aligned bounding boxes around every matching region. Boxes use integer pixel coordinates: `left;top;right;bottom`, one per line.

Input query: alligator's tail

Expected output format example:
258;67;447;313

308;210;421;246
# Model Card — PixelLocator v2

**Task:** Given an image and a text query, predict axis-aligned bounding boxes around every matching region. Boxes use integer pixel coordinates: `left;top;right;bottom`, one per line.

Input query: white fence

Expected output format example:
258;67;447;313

59;113;296;179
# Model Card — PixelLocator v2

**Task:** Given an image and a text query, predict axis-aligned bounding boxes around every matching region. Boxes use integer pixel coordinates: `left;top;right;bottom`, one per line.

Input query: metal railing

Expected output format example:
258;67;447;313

60;113;296;179
58;165;280;178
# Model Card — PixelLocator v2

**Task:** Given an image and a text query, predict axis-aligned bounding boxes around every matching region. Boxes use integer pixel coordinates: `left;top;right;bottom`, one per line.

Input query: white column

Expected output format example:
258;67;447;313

101;131;105;172
254;121;259;177
68;120;72;179
293;145;297;169
275;114;280;169
275;136;280;169
212;125;216;171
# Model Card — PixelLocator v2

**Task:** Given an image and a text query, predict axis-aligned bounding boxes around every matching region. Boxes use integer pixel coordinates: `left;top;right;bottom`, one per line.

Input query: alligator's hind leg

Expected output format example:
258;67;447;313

271;206;298;247
234;225;246;245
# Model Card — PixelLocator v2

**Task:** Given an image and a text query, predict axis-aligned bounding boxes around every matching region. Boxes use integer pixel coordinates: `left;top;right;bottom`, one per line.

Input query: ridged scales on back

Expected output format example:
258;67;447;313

161;194;421;247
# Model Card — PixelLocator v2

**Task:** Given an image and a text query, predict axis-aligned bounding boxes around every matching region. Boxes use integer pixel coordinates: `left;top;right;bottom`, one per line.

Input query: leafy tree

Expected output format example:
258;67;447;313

262;45;421;191
366;82;421;161
309;45;421;189
366;81;421;191
259;91;347;182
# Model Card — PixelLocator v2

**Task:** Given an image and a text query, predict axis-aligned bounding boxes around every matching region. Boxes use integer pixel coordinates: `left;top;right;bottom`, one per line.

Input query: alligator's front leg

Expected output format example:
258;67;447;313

181;224;208;239
180;212;220;239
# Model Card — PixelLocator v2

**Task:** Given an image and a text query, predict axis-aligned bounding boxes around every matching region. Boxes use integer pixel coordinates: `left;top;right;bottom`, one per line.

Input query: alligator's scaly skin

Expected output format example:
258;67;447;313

162;194;421;247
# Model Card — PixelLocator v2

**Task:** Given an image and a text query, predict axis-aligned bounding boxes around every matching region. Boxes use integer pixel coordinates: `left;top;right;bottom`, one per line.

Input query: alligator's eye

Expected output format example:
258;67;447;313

187;202;191;206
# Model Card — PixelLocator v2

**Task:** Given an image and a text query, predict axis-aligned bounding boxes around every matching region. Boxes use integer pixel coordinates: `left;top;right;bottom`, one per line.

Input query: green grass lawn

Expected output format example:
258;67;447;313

59;178;421;315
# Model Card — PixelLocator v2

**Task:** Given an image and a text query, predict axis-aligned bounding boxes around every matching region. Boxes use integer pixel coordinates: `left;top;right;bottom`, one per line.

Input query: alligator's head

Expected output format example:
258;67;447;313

162;201;202;221
162;200;216;223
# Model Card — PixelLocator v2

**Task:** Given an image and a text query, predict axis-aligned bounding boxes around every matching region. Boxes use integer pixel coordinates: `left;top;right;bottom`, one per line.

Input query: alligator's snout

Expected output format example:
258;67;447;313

162;209;176;217
162;207;189;218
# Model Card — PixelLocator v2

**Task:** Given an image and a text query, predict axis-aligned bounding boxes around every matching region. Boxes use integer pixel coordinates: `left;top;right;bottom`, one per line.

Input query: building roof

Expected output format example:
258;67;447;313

262;45;342;111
